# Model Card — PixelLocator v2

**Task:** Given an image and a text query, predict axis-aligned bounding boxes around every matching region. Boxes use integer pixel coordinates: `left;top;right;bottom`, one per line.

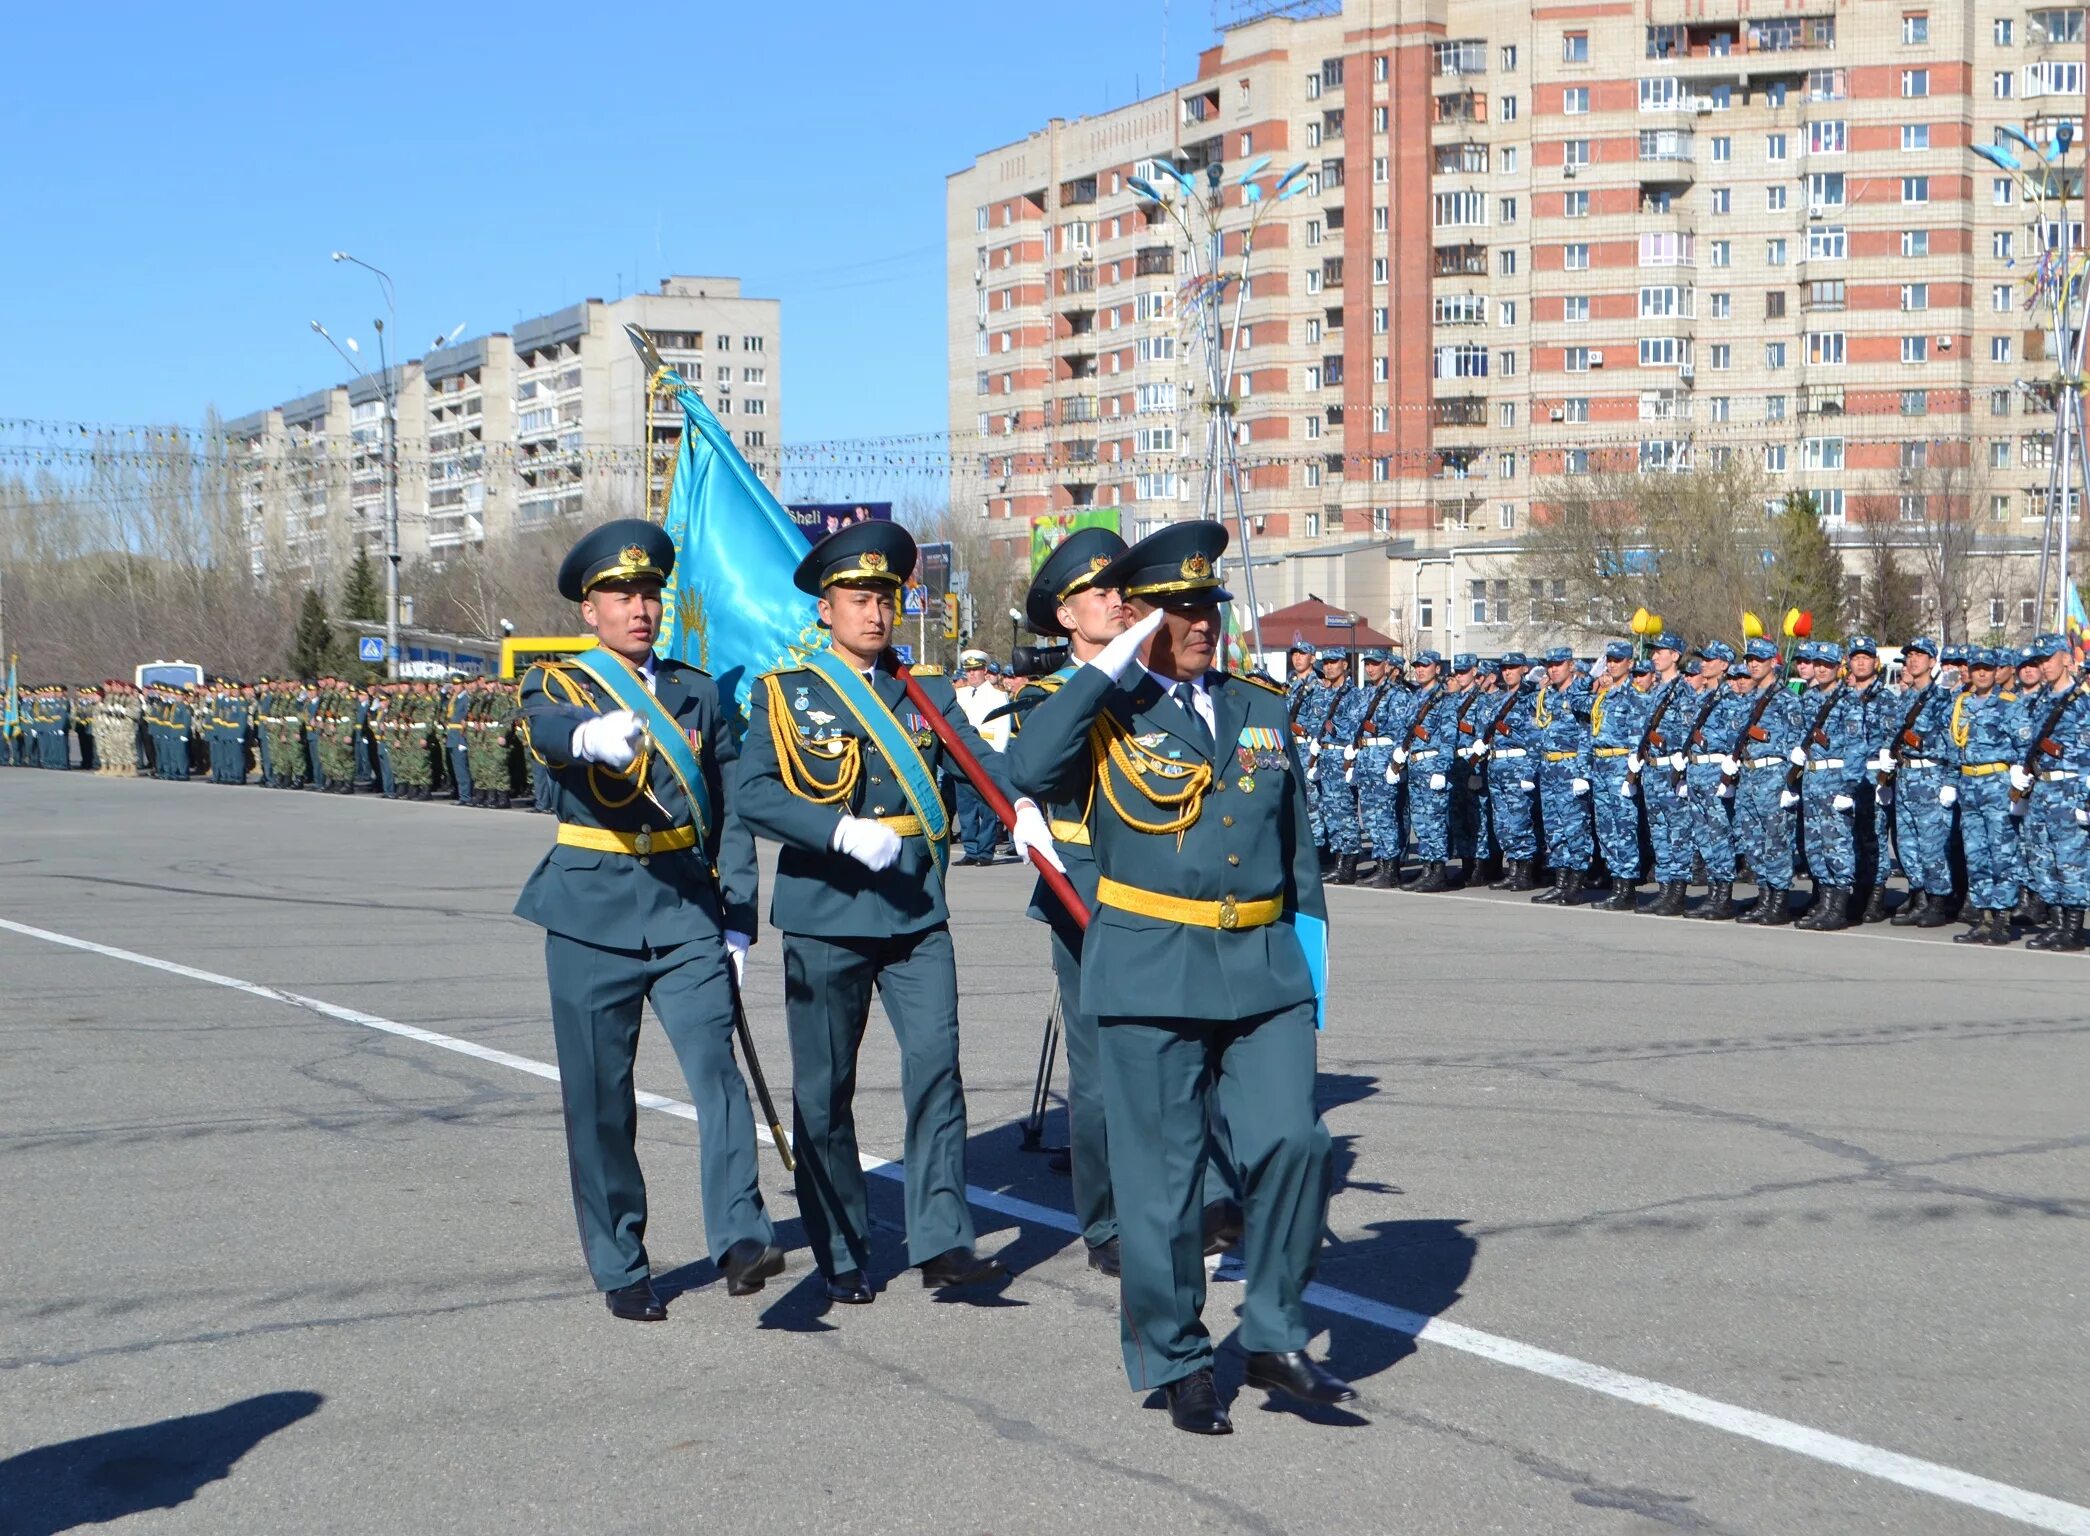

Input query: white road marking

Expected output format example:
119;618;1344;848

5;913;2086;1536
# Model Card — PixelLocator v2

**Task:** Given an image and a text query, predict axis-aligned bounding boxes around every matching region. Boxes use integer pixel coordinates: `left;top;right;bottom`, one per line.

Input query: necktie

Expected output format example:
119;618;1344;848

1173;681;1212;752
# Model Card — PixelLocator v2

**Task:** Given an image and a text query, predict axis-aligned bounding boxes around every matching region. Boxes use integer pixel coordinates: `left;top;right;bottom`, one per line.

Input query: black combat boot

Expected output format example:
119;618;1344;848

1530;868;1570;905
1369;858;1399;889
1800;886;1851;930
1914;893;1954;928
1859;885;1891;924
1487;858;1516;890
1502;859;1541;892
1645;881;1688;917
1696;881;1738;921
1595;879;1641;913
1410;861;1453;893
2015;890;2050;930
1555;867;1586;905
1755;887;1795;926
1953;909;1996;945
1334;853;1359;886
1889;890;1928;926
2029;906;2086;951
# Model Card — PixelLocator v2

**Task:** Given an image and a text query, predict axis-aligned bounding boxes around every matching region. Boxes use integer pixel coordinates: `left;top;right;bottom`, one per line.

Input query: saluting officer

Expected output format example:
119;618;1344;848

515;518;785;1322
1006;520;1350;1437
734;520;1055;1304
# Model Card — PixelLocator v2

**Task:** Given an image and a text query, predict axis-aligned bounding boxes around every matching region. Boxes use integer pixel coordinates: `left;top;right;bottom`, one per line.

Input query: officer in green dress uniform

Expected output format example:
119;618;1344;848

1006;519;1352;1435
734;519;1059;1305
514;518;785;1322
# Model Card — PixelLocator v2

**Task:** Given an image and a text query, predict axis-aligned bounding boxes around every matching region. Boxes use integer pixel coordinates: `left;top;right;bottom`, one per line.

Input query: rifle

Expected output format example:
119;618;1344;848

1342;679;1399;784
1786;683;1844;793
1879;681;1937;784
1723;672;1789;788
2015;675;2090;802
1309;679;1355;767
1672;686;1726;793
1388;682;1444;784
1481;679;1527;742
1630;675;1688;783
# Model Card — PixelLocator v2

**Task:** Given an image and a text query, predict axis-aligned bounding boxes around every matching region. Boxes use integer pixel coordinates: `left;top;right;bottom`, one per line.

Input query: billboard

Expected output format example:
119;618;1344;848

1029;509;1121;573
784;501;893;547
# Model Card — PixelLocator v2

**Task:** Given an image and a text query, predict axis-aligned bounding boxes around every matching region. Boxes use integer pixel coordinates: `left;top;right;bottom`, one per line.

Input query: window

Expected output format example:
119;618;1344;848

1375;356;1391;382
1371;306;1387;333
2027;60;2086;94
1903;124;1930;151
1902;176;1930;204
1373;405;1390;431
1996;16;2015;43
1808;331;1846;365
1639;336;1689;367
1563;31;1588;62
1808;68;1847;102
1562;397;1590;422
1502;147;1520;174
1902;335;1929;363
1502;44;1518;70
1374;54;1390;82
744;335;765;352
1564;86;1590;114
1500;403;1518;429
1563;138;1591;167
1375;156;1390;184
1499;300;1518;326
1900;283;1929;312
1499;249;1518;276
1765;444;1788;472
1564;189;1590;217
1993;335;2013;362
1767;133;1788;162
1996;71;2015;99
2034;9;2088;43
1803;436;1845;471
1564;294;1590;322
1640;284;1690;317
1808;121;1846;156
1501;95;1519;121
1711;342;1733;370
1710;240;1732;267
1639;76;1681;111
1373;106;1388;133
1990;439;2013;470
1499;196;1518;223
1901;69;1929;98
1807;171;1846;207
1766;341;1788;368
1712;188;1732;215
1564;448;1591;474
1417;597;1435;631
1565;242;1590;270
1902;12;1928;44
1306;121;1322;148
1640;230;1693;266
1903;229;1930;257
1995;231;2015;259
1767;185;1788;212
1434;190;1488;226
1565;346;1592;372
1993;283;2015;313
1712;136;1732;163
1766;290;1787;319
1767;238;1789;267
1995;177;2017;207
1373;205;1389;232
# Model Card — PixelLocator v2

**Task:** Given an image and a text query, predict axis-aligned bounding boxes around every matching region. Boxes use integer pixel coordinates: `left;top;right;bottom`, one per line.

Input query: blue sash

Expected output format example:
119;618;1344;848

1283;912;1328;1031
570;649;713;845
802;651;951;877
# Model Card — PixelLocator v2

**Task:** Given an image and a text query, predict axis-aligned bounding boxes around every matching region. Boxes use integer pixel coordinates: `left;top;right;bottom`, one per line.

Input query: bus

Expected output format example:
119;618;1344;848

134;659;206;690
500;635;594;680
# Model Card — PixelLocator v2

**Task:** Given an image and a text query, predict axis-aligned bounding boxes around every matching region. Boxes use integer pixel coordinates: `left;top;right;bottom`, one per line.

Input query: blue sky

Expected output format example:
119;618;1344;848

3;1;1217;442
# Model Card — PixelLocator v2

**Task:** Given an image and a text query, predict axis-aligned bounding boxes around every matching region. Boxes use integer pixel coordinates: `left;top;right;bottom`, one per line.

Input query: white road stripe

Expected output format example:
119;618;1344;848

5;913;2086;1536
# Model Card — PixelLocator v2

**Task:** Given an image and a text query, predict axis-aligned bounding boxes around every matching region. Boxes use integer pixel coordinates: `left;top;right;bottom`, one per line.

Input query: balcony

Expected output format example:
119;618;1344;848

1055;397;1098;426
1434;142;1490;175
1434;243;1488;277
1135;246;1174;277
1433;40;1487;77
1060;176;1097;207
1638;129;1695;163
1322;356;1345;387
1432;396;1488;428
1434;90;1486;125
1057;266;1095;296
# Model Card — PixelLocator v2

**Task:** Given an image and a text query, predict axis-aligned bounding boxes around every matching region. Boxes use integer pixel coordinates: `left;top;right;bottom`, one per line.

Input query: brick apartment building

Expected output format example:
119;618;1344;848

947;0;2086;650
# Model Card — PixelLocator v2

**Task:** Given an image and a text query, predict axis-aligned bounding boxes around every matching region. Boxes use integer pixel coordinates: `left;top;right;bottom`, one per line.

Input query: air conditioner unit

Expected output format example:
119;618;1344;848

1937;335;1953;349
1073;245;1095;264
1563;164;1579;178
1898;469;1914;484
1808;203;1829;219
1550;408;1566;421
1694;102;1714;115
1251;515;1267;533
1678;363;1696;380
1589;350;1606;367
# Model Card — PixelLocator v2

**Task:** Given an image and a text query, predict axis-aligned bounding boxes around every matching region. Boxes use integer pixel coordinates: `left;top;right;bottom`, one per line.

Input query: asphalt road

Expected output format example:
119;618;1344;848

2;771;2086;1536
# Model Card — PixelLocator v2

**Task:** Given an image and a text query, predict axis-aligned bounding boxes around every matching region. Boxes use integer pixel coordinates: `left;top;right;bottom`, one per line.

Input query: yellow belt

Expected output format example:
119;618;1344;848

1960;762;2010;777
1593;746;1632;757
1049;817;1092;846
877;814;924;837
1096;876;1280;931
1544;750;1579;762
556;823;697;856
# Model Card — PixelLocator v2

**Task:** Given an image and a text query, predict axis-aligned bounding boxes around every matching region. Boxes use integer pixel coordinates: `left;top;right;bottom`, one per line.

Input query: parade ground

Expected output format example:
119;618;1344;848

3;772;2086;1536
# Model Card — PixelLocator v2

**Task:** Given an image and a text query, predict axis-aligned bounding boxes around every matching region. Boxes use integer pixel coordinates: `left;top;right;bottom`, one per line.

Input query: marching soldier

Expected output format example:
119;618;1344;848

1730;638;1803;925
1842;637;1897;924
734;520;1047;1304
515;518;785;1321
1006;520;1348;1435
1400;651;1465;892
1951;648;2030;945
1881;638;1957;927
1291;650;1348;860
1528;646;1595;904
1311;652;1367;884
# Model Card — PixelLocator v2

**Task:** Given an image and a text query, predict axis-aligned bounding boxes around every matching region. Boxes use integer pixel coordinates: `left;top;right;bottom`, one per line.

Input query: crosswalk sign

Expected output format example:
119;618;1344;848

357;637;385;663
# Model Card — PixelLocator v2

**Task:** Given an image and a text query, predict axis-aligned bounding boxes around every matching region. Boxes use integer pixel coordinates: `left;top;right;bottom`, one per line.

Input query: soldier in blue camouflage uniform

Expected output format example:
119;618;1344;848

1947;648;2029;945
1586;642;1648;910
1392;651;1457;890
1838;636;1898;924
1878;637;1958;927
1679;640;1748;920
1478;652;1542;891
1315;653;1371;883
1445;654;1491;881
2017;633;2090;951
1795;642;1872;930
1291;649;1351;860
1526;646;1595;903
1731;637;1803;925
2008;648;2054;931
1346;649;1408;887
1634;632;1696;916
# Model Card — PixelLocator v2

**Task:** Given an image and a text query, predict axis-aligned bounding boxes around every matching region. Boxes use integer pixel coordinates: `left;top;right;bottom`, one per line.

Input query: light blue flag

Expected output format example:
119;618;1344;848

2;656;16;733
652;374;825;720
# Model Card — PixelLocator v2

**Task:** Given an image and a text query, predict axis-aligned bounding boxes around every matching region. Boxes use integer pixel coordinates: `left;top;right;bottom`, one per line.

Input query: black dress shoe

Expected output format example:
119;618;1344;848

1163;1368;1233;1435
604;1280;666;1322
719;1238;787;1297
825;1270;874;1305
919;1246;1007;1289
1244;1349;1358;1404
1086;1238;1122;1277
1201;1200;1244;1256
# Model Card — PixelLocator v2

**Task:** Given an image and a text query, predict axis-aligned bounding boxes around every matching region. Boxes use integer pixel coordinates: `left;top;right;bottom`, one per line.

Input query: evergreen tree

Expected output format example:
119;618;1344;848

1766;491;1847;643
341;547;384;622
289;588;335;678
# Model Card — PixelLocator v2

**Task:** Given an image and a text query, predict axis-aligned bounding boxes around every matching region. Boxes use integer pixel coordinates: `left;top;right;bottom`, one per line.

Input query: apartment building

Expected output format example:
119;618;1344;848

947;0;2084;646
226;276;781;585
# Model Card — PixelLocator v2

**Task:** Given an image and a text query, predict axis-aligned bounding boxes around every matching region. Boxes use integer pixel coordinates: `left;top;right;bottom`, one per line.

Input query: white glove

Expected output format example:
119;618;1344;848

831;815;902;871
1626;753;1644;775
1089;606;1166;682
1428;772;1448;791
723;930;750;986
1667;752;1688;772
1618;779;1637;799
1384;764;1400;785
2009;766;2034;793
1868;752;1895;775
1779;790;1800;809
1470;740;1492;760
1308;740;1322;759
1788;747;1808;767
1570;777;1590;797
1717;782;1734;800
1676;782;1691;800
1719;755;1740;776
1878;783;1895;808
1519;779;1535;792
1938;784;1958;808
2076;806;2089;826
571;709;643;769
2010;799;2028;819
1010;800;1065;873
1392;747;1410;766
1342;745;1358;762
1831;793;1855;813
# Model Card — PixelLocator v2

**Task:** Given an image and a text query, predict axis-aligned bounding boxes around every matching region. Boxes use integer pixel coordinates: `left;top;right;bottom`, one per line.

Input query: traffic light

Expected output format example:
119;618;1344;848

942;593;960;640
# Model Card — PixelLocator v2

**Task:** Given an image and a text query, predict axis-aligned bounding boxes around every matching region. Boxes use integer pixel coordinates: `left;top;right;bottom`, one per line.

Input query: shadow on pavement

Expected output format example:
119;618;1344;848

0;1389;323;1536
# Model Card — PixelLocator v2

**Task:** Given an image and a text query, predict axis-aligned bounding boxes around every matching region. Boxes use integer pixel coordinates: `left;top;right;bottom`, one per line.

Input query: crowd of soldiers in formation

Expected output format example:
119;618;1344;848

2;676;555;810
1279;628;2090;952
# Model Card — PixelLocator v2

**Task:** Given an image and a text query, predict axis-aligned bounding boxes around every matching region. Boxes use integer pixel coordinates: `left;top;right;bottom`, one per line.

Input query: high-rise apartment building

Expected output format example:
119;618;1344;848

948;1;2083;645
227;276;780;583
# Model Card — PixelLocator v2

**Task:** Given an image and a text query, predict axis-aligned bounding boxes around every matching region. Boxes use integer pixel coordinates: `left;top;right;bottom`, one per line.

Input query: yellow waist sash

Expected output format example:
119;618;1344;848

1096;877;1280;931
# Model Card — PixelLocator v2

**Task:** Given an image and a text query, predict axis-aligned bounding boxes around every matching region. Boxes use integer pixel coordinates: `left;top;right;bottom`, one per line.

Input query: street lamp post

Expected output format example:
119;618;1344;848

333;252;402;679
